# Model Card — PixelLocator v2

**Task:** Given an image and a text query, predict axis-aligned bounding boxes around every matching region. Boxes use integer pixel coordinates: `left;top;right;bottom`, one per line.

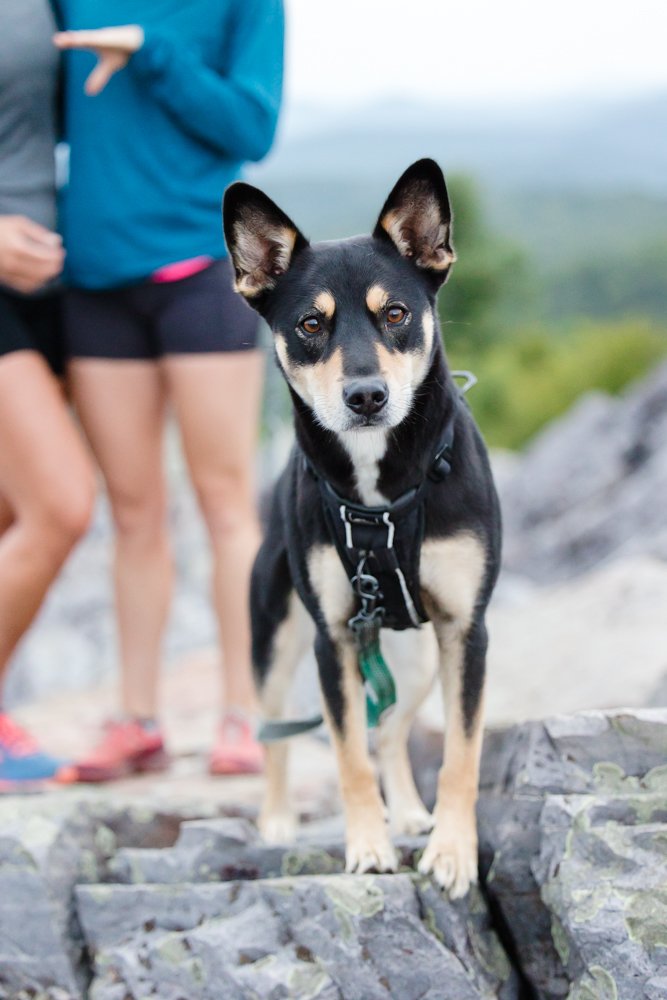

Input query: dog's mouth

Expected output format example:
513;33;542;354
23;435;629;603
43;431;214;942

345;413;388;431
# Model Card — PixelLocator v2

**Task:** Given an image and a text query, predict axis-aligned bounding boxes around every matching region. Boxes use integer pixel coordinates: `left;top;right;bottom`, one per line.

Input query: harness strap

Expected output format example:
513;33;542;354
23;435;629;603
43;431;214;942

258;714;324;742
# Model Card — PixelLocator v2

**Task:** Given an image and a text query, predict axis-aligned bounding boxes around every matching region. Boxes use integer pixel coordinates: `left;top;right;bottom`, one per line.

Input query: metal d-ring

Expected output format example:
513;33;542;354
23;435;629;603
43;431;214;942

450;370;478;394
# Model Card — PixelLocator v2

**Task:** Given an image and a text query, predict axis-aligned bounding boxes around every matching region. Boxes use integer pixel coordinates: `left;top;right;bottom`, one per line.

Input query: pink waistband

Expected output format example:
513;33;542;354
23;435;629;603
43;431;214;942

150;256;215;283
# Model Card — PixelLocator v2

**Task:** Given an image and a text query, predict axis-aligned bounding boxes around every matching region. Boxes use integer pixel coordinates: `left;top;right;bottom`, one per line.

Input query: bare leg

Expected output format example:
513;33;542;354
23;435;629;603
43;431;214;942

0;351;94;677
69;360;170;718
0;494;14;537
257;592;313;841
163;351;264;714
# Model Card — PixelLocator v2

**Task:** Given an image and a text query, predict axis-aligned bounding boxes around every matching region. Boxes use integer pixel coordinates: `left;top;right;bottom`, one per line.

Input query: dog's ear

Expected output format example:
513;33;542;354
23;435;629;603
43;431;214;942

374;159;456;285
223;183;308;303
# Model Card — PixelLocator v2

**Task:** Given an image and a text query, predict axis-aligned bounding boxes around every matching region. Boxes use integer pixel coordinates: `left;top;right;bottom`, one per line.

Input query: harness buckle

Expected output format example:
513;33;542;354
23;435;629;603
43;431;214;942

339;504;395;550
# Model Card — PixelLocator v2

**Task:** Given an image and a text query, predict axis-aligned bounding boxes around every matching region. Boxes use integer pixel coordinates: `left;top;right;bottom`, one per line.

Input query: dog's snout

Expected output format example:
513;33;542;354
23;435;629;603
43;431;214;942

343;378;389;417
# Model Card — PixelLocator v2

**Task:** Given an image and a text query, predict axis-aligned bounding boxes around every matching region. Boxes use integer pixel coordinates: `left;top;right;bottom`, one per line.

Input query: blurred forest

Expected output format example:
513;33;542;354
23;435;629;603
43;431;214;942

440;176;667;447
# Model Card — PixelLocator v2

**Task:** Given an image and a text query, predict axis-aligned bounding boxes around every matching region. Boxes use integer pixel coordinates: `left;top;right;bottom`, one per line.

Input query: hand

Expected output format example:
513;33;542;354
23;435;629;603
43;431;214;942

0;216;64;294
53;26;144;95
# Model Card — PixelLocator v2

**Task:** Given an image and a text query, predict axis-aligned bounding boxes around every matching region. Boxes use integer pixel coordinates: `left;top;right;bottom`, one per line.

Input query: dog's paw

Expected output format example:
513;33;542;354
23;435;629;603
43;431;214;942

258;810;297;844
391;803;434;837
345;831;398;874
418;829;478;899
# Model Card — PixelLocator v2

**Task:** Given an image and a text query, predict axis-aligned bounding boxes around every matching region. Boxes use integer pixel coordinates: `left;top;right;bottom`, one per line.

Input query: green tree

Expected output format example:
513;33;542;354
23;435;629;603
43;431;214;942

438;176;533;355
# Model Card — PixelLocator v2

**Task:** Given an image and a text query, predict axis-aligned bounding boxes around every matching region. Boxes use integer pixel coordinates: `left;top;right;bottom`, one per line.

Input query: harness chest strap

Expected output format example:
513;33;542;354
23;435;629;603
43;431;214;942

257;397;461;743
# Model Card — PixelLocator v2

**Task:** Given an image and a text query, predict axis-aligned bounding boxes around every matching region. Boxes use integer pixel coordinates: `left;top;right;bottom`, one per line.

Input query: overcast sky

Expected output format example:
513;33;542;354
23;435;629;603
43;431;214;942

284;0;667;109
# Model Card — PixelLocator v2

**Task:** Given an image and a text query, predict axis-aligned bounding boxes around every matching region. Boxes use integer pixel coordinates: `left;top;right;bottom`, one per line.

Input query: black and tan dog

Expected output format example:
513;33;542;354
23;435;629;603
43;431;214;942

223;159;501;898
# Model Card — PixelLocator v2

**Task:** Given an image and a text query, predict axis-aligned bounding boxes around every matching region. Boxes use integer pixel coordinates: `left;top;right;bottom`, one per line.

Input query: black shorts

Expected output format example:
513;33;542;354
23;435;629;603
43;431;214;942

0;289;65;375
63;258;259;360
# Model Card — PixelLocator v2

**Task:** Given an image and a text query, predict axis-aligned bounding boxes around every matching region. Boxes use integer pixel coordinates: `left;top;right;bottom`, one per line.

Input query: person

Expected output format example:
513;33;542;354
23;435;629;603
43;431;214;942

0;0;95;788
54;0;284;780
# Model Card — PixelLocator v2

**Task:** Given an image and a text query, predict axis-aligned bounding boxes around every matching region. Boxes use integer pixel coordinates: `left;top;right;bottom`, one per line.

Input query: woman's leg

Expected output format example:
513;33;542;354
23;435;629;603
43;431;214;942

68;359;171;720
163;351;264;716
0;351;95;677
0;493;14;537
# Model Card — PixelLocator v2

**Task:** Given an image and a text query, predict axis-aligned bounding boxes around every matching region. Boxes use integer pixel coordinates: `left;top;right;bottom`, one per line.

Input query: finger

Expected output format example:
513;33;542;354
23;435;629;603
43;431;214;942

7;259;62;292
15;241;65;265
53;29;111;50
16;217;62;247
85;58;115;96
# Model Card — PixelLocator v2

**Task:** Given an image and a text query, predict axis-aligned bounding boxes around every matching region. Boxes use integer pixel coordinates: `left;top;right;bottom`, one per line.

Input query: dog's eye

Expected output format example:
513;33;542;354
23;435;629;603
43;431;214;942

300;316;321;336
386;304;408;326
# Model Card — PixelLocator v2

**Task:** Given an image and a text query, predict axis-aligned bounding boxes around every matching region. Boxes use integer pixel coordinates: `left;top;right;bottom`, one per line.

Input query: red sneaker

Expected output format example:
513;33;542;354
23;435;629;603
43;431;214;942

208;711;264;776
74;719;169;783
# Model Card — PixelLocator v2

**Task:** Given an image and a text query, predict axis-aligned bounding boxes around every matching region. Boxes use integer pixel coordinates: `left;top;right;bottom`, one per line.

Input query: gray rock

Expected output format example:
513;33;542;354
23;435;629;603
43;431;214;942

500;361;667;582
0;795;253;997
1;710;665;999
474;710;667;999
0;798;96;998
77;875;518;1000
535;791;667;1000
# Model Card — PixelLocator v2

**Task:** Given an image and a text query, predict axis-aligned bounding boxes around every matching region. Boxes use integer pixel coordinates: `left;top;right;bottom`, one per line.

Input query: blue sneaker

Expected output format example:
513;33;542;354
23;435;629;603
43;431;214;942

0;713;75;791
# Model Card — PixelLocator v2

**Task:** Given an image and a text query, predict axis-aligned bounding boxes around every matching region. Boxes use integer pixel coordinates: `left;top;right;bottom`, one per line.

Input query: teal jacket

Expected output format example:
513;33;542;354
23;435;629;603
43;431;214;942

60;0;284;289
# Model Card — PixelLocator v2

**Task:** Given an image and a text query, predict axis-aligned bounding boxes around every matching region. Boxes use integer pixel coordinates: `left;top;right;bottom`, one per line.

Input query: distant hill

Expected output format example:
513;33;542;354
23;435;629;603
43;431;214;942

248;92;667;276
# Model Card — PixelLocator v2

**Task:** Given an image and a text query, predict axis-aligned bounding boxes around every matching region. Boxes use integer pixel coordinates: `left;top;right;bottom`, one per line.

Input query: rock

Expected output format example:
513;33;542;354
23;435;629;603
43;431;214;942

500;361;667;582
534;792;667;1000
0;795;250;998
77;875;518;1000
484;556;667;723
412;710;667;998
0;798;97;999
477;710;667;999
1;710;665;998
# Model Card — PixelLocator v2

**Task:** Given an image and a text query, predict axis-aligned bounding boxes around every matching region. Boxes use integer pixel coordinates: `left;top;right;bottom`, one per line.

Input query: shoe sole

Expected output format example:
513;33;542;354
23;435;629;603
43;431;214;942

209;758;264;776
0;764;77;794
75;747;171;784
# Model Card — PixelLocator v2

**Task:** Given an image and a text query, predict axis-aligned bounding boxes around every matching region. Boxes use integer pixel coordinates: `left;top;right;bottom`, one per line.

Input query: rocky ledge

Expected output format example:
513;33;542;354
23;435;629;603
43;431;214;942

1;708;666;999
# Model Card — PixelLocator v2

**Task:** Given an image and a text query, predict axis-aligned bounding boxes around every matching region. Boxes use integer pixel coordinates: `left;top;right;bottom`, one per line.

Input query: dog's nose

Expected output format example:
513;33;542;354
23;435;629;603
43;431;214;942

343;378;389;416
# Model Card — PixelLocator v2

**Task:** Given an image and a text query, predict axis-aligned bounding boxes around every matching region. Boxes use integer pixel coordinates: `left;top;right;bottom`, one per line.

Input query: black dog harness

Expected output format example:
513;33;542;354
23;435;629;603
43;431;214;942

258;375;474;742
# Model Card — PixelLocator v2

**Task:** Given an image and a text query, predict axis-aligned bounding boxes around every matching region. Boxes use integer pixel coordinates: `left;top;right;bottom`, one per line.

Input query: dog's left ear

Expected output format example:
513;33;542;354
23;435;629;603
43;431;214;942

374;159;456;285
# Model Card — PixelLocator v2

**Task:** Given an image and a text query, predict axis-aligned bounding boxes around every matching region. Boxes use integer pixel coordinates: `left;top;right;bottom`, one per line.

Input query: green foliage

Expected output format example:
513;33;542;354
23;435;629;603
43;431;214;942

449;318;667;449
438;175;535;353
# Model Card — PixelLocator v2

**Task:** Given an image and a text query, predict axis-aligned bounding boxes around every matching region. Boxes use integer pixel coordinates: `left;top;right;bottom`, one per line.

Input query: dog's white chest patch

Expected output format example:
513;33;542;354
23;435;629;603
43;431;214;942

340;429;389;506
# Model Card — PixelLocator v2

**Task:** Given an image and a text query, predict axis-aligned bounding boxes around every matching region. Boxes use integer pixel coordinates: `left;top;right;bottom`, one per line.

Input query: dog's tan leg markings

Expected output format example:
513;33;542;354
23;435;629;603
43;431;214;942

377;627;438;834
258;592;313;844
309;545;397;873
417;532;487;898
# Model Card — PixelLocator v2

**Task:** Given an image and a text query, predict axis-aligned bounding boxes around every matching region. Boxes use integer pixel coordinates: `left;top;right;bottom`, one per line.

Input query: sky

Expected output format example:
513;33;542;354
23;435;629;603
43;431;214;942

284;0;667;110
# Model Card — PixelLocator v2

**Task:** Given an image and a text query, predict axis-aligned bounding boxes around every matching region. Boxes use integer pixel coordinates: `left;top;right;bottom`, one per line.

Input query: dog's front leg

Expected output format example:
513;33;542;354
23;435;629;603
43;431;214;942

315;629;397;874
416;532;488;898
417;614;486;898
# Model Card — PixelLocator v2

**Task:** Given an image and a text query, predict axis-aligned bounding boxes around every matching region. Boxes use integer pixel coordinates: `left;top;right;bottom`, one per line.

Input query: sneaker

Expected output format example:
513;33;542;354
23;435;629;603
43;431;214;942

0;713;75;791
208;711;264;776
74;719;169;783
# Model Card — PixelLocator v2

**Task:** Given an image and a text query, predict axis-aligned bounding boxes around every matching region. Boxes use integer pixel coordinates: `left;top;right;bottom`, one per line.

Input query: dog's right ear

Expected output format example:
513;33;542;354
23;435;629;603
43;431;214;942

223;183;308;303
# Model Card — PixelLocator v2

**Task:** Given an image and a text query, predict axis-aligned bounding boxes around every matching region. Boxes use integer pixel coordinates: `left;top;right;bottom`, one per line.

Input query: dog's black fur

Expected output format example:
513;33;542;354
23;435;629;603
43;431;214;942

223;159;501;897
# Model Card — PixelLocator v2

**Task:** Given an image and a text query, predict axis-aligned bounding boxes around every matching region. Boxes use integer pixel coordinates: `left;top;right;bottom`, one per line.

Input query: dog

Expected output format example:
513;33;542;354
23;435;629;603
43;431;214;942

223;159;501;898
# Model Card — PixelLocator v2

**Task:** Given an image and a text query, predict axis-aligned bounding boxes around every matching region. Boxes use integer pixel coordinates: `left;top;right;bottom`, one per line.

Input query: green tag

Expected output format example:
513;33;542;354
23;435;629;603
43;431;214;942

358;633;396;728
